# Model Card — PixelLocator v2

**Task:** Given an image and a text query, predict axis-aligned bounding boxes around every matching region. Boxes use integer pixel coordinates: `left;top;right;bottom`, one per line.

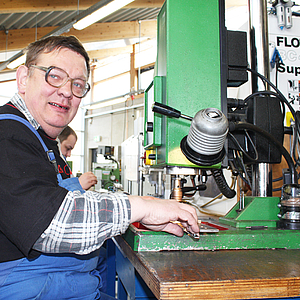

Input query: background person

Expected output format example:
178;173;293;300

58;125;98;190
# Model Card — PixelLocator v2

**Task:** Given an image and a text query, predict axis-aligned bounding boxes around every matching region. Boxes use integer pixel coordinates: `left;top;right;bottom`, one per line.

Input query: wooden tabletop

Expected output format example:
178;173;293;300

114;236;300;299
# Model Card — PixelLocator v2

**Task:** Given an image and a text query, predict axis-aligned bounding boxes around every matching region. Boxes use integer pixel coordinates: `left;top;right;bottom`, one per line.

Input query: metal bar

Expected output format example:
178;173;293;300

248;0;271;197
84;103;144;119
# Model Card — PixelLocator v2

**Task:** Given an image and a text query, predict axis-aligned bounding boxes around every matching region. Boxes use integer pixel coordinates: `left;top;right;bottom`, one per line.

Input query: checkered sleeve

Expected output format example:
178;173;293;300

33;191;131;255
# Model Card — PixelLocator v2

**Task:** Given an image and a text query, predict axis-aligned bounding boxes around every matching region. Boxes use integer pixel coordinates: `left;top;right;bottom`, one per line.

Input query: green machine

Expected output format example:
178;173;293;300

144;0;227;168
93;160;120;191
123;0;300;251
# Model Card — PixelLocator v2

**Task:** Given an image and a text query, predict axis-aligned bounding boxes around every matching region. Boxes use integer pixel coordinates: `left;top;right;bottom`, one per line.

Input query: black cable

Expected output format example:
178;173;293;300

235;168;251;187
211;169;236;199
243;90;286;117
292;123;300;167
234;67;300;169
235;150;253;189
231;151;251;187
292;112;300;167
230;122;297;184
273;176;283;182
228;132;258;162
245;67;298;128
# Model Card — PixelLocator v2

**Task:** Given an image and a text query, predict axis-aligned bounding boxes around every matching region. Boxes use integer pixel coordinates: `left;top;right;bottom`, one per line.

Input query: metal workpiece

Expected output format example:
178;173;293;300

170;176;183;201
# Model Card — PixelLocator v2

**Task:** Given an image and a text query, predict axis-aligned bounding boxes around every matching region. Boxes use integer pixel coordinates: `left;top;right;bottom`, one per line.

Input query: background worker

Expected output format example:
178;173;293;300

0;35;199;300
58;125;98;190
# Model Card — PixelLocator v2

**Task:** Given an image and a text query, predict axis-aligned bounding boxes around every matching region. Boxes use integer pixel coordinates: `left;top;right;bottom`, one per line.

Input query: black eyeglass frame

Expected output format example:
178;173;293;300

29;65;90;98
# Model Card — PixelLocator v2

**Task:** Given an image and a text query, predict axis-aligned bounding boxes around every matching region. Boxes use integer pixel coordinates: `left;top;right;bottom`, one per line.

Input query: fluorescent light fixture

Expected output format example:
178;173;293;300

7;54;26;69
73;0;135;30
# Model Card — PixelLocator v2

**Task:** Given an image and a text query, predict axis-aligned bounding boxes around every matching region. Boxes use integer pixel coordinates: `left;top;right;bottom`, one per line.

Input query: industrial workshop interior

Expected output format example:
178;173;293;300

1;0;300;299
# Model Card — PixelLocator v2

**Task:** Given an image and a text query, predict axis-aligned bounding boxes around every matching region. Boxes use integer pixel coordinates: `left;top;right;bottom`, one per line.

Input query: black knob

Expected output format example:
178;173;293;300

146;122;153;132
152;102;181;118
148;154;156;160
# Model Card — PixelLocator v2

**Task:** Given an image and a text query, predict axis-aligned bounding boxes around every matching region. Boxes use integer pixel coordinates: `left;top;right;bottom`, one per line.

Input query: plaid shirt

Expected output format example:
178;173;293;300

11;93;131;254
34;191;130;254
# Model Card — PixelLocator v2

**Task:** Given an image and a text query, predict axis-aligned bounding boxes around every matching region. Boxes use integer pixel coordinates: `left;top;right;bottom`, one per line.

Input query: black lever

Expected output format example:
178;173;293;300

152;102;193;121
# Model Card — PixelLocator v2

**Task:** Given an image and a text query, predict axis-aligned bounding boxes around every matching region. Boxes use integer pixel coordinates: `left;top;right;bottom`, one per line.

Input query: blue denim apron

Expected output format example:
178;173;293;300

0;115;111;299
0;251;105;300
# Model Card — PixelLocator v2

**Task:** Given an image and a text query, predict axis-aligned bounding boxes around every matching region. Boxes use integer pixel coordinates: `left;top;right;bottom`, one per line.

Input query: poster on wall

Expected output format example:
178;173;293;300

269;15;300;125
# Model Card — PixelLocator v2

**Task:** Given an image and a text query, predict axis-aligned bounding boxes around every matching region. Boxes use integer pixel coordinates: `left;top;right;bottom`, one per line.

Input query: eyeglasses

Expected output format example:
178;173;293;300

29;65;90;98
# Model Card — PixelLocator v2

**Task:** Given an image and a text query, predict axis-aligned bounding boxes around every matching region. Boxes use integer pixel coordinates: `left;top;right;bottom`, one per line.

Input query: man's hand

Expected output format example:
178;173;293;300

128;195;199;237
79;172;98;190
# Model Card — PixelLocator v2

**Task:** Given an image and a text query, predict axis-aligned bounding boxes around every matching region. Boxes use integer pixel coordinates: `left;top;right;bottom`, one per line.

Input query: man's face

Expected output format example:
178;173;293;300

18;48;88;138
60;134;77;158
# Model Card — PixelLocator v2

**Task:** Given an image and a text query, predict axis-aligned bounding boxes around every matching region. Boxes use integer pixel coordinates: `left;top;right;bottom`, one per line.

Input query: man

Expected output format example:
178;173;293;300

0;36;199;299
58;125;78;159
58;125;98;190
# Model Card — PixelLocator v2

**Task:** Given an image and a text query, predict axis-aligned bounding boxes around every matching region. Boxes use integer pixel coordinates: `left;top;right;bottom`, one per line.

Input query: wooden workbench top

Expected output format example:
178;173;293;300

114;236;300;299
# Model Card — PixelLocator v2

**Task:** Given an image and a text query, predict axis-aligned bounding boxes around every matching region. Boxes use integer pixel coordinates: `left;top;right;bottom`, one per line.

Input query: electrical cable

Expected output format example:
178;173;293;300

291;121;300;167
231;154;251;187
200;174;237;209
245;67;299;134
231;150;250;185
228;131;258;162
230;66;297;124
211;168;236;199
181;174;237;217
243;90;286;117
182;176;197;197
293;112;300;166
273;176;283;182
230;122;297;184
232;67;300;172
235;150;252;189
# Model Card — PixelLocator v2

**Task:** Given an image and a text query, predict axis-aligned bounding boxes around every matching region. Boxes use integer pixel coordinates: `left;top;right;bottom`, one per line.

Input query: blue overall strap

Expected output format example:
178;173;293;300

0;114;85;193
0;114;59;174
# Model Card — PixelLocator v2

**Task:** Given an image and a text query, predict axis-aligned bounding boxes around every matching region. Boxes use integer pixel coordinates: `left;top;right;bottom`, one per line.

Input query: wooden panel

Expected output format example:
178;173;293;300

88;46;133;60
0;20;157;52
0;0;98;13
115;236;300;300
0;0;164;13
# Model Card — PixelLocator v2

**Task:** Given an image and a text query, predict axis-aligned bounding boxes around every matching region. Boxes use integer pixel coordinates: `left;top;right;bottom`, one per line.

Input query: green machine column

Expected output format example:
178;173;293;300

144;0;227;168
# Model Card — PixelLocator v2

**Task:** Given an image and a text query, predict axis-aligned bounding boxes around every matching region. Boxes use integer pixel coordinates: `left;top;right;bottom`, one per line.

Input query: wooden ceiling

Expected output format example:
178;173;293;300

0;0;248;72
0;1;164;53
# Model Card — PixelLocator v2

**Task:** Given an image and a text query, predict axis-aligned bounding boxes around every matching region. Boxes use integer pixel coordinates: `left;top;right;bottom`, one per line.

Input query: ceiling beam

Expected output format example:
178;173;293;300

88;45;133;60
0;46;133;70
0;20;157;52
0;0;164;13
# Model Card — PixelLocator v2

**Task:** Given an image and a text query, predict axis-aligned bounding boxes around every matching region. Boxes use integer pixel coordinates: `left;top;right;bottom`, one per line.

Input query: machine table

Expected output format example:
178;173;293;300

114;236;300;300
